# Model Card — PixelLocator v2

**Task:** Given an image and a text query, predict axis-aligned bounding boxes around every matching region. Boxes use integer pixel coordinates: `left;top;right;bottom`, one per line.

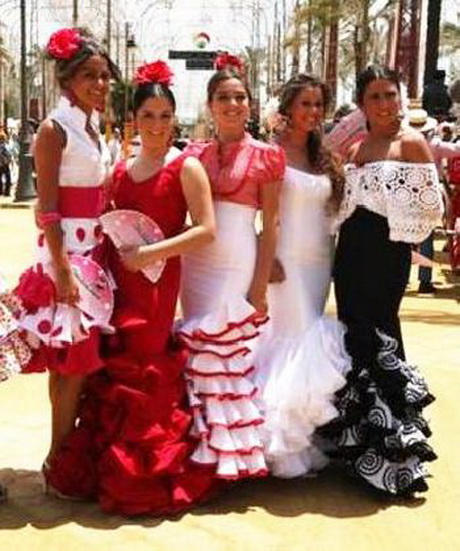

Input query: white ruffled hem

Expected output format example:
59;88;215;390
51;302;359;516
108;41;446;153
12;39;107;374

20;303;113;349
255;316;351;478
177;297;268;480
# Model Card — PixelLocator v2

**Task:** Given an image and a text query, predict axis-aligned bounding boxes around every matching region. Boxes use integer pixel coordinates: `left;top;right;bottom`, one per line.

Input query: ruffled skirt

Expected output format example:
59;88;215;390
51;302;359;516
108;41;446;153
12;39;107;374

15;220;111;376
323;208;437;495
45;342;218;515
178;201;268;480
320;329;436;495
255;316;350;478
0;285;31;381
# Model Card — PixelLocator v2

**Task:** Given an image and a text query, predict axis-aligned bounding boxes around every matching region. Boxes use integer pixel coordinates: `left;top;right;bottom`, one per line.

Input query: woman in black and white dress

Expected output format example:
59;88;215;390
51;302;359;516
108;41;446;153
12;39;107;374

322;65;442;496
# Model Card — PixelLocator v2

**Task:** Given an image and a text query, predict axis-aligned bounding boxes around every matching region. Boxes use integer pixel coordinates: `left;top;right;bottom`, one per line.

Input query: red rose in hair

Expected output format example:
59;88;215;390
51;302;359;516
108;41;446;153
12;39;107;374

133;61;174;86
214;53;244;73
47;28;82;60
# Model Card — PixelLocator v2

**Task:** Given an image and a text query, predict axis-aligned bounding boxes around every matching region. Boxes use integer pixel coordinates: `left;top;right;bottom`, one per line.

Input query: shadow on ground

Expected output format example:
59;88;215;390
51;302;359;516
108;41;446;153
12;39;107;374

0;466;425;530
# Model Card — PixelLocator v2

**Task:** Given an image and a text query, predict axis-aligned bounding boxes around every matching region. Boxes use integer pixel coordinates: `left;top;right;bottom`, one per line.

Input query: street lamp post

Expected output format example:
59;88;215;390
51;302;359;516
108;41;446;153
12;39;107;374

15;0;35;201
73;0;78;27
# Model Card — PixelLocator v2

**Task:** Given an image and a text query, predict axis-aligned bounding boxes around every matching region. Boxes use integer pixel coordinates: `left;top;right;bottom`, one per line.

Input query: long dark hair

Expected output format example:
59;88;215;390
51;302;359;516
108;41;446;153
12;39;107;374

356;64;401;105
278;74;344;212
51;28;120;87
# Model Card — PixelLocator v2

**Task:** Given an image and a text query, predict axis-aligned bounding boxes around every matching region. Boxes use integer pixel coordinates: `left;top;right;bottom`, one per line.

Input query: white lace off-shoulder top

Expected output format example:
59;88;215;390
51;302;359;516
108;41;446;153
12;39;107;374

335;161;443;243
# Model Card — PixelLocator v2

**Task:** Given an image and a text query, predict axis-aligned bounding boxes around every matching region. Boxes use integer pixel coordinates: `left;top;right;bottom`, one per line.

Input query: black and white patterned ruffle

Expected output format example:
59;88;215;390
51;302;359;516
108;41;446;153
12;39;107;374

320;329;436;496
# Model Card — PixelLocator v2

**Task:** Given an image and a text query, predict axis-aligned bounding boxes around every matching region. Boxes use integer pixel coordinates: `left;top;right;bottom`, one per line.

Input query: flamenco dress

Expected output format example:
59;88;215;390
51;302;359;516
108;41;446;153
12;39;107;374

0;271;31;381
177;134;285;480
46;153;218;516
321;161;443;495
254;168;350;478
15;96;112;375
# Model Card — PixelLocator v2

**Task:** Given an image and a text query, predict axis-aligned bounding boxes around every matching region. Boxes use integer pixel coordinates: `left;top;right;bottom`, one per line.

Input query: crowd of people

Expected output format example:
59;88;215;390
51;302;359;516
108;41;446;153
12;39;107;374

0;26;448;513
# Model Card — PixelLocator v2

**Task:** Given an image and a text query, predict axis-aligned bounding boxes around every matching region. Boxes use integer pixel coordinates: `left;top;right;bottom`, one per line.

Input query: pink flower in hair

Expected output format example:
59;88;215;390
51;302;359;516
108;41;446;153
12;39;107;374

47;28;82;60
133;61;174;86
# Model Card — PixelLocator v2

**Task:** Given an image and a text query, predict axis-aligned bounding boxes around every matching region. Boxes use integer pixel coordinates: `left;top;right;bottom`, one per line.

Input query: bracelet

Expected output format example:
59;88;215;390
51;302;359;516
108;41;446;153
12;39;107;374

37;211;62;228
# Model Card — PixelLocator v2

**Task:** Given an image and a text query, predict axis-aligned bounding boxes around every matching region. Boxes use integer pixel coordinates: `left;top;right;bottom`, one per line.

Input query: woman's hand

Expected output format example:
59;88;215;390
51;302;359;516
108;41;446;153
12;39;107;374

55;265;80;305
119;245;150;272
269;257;286;283
247;289;268;317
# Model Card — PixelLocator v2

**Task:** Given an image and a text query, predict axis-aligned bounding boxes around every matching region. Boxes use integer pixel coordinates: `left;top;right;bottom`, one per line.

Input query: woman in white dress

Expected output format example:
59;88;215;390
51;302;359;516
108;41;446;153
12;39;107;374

254;74;350;478
177;56;285;480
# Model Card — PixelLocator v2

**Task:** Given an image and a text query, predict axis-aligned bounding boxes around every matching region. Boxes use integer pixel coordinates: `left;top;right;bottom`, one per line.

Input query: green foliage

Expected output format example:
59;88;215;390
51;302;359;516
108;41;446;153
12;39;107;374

285;0;397;79
440;22;460;55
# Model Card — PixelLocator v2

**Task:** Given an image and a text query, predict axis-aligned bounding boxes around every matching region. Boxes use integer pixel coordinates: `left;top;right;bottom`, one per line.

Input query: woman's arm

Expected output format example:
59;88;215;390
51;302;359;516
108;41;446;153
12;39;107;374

247;179;282;314
35;120;79;305
120;157;215;271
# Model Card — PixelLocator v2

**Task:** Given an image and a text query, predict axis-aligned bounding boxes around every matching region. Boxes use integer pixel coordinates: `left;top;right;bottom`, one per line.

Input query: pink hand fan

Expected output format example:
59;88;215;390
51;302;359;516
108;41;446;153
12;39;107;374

324;109;368;158
100;210;166;283
45;254;114;326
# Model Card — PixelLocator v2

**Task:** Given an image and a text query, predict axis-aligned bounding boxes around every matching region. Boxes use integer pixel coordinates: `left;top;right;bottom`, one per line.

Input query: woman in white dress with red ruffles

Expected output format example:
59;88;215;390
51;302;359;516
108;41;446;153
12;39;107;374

177;55;285;480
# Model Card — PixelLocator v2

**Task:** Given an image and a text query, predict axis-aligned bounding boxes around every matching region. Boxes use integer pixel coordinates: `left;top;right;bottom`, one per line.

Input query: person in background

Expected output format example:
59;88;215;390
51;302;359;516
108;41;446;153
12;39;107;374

0;132;12;197
406;109;440;293
107;126;122;164
407;109;460;291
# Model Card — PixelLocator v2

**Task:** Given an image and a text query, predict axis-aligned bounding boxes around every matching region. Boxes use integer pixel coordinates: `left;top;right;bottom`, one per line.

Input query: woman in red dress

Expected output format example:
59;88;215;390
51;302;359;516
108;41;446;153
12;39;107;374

46;61;218;515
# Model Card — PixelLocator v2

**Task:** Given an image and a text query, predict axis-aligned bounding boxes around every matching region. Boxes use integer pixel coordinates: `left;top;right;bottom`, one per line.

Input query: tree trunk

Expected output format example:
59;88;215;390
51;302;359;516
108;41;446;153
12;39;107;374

354;0;370;84
324;17;339;114
306;0;313;73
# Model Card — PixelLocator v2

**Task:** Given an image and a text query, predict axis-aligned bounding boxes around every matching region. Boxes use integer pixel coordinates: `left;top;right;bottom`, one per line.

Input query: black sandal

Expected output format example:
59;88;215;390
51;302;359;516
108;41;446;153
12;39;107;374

0;484;7;503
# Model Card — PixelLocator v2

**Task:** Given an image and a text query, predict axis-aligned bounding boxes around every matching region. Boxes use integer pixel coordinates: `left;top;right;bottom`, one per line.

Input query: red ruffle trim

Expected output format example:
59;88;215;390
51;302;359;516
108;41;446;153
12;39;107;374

186;365;255;378
180;341;251;359
179;311;268;342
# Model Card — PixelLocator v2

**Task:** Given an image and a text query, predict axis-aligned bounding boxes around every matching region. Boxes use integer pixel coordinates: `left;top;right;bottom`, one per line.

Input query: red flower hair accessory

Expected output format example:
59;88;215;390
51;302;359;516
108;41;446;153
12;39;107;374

46;28;83;60
214;53;245;74
133;61;174;87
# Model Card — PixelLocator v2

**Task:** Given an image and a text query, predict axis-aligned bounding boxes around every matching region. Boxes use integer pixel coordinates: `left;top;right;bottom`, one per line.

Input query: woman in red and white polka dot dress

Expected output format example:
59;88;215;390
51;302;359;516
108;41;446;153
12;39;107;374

14;28;119;493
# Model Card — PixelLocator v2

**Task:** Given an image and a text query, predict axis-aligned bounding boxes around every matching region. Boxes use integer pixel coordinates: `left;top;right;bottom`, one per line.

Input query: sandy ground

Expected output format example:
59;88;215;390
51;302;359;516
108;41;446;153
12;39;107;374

0;205;458;551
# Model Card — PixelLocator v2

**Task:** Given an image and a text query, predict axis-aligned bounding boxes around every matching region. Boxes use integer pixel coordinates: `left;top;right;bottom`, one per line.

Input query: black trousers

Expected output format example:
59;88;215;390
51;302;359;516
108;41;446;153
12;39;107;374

0;166;12;195
334;207;411;361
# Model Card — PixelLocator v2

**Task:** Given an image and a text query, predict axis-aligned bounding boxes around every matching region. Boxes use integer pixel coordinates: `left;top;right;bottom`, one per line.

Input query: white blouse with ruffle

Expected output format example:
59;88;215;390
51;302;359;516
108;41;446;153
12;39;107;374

336;161;443;243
